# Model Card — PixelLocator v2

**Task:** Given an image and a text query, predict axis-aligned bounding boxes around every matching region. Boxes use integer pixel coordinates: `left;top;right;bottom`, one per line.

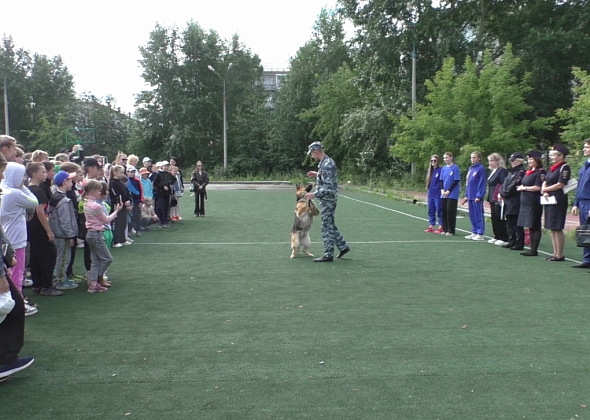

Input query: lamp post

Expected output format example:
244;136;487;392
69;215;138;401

208;63;233;170
409;9;418;177
3;61;20;136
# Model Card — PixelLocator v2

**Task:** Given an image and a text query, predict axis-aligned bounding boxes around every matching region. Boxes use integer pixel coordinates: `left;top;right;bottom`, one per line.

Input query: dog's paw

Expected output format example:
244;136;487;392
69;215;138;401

290;254;296;259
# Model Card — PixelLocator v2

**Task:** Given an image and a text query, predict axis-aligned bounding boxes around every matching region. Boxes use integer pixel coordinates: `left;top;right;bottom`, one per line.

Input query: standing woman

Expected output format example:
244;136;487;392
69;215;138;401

541;145;571;261
191;161;209;217
486;153;509;245
440;152;461;236
498;153;526;250
463;151;487;241
516;150;546;256
170;157;184;220
108;165;131;248
424;155;443;234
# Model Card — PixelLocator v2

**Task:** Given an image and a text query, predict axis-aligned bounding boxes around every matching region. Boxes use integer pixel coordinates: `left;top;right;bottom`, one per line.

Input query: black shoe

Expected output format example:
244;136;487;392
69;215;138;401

337;246;351;259
572;263;590;269
510;246;524;250
521;251;538;256
313;255;334;262
547;256;565;262
502;243;514;249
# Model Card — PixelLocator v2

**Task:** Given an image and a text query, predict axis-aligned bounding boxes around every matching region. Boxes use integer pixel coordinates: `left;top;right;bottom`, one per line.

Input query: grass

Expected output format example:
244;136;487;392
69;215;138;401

2;187;590;419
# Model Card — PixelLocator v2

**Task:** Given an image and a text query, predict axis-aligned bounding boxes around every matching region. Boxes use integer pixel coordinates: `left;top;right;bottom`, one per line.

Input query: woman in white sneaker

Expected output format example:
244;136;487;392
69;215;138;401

462;152;487;241
486;153;509;246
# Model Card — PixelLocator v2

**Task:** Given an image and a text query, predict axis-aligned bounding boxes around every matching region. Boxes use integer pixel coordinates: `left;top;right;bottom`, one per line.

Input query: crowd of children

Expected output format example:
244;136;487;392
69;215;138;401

0;137;207;382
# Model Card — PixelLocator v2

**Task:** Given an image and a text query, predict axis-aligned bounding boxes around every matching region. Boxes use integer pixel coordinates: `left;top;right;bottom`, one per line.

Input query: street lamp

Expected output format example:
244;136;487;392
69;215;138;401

3;61;21;136
208;63;233;170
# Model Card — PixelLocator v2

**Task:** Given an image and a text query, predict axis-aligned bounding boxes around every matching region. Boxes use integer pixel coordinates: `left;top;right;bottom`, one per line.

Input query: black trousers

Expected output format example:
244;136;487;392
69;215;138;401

489;202;508;241
30;236;57;289
442;198;458;234
113;208;128;244
194;191;206;216
0;274;25;365
131;202;141;231
84;241;91;272
506;214;524;247
156;195;170;225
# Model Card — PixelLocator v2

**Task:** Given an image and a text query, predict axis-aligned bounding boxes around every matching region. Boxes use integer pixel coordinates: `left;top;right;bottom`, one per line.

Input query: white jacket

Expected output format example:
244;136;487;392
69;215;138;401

0;163;39;249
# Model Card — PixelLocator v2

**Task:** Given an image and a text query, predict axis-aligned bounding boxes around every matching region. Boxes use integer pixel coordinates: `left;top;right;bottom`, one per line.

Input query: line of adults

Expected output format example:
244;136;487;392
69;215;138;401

425;143;582;263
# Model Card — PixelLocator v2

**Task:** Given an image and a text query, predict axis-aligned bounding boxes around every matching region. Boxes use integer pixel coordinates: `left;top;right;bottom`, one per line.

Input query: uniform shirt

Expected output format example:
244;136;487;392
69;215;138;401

314;155;338;201
574;161;590;207
427;167;442;199
465;162;487;200
440;164;461;200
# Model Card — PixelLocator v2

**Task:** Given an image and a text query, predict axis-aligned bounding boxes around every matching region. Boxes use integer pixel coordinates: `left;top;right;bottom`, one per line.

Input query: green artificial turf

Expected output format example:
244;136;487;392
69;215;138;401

2;188;590;419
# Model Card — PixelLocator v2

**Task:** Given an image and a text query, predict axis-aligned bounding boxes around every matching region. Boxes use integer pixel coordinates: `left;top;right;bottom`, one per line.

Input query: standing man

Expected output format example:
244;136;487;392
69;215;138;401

462;151;487;241
305;141;350;262
572;139;590;269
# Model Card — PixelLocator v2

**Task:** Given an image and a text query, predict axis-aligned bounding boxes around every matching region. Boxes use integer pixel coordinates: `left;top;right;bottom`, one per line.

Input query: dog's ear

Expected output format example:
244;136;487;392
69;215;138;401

306;184;313;192
295;183;300;189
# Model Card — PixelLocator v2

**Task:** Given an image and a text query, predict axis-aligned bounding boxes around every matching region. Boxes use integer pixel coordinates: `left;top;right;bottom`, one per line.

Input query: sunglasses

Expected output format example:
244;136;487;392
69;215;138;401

430;159;437;162
122;158;128;161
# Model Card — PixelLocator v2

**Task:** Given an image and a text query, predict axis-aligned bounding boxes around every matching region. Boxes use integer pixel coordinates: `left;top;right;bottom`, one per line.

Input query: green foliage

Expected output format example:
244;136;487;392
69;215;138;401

133;21;265;168
558;68;590;151
392;45;535;171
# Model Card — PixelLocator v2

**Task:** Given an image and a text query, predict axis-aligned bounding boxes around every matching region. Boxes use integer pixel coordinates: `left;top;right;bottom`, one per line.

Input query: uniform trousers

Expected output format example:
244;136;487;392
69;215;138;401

319;199;347;258
427;197;443;226
578;199;590;264
468;200;485;235
505;214;524;248
442;198;458;234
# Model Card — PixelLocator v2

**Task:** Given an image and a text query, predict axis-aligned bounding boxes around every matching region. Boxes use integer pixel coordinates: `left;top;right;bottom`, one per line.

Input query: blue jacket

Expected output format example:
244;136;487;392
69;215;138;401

427;167;442;199
465;162;487;200
575;161;590;207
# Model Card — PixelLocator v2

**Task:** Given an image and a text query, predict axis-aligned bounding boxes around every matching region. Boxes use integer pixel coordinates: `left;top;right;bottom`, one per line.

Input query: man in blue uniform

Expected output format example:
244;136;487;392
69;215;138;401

572;139;590;269
462;151;487;241
305;142;350;262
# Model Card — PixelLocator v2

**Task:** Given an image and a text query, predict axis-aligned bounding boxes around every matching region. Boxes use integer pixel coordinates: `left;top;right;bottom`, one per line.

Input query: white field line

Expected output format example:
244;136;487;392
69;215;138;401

339;194;582;264
133;240;479;246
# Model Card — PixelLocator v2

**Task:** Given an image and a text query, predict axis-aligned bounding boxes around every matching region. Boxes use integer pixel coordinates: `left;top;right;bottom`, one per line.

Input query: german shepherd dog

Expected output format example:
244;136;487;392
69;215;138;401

290;184;320;258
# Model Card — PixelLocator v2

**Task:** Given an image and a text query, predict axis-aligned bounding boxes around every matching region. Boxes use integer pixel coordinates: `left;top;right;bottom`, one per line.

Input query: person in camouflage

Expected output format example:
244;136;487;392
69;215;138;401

305;142;351;262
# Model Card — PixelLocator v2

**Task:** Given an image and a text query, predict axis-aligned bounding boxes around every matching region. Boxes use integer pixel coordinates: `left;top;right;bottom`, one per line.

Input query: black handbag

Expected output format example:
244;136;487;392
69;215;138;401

575;218;590;247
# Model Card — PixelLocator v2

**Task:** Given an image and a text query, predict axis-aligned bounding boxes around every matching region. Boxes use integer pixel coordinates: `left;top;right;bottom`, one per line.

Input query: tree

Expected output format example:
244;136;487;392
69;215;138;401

558;68;590;150
392;46;535;170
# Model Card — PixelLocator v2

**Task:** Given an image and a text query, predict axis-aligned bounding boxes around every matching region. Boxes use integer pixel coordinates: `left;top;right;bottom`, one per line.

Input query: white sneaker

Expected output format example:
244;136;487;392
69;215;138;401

495;240;509;246
488;238;497;244
24;304;38;317
445;232;454;236
113;243;123;248
465;234;476;239
131;228;136;235
126;238;134;243
472;234;485;241
123;241;133;246
23;278;33;287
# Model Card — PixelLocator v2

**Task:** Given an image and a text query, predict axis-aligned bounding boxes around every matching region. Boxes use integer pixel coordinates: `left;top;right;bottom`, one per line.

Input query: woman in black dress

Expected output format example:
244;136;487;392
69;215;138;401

541;144;571;261
516;150;546;256
191;161;209;217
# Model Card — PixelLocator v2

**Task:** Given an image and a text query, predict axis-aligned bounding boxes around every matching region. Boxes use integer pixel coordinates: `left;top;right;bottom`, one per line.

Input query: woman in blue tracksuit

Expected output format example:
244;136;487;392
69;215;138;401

440;152;461;236
425;155;443;233
463;151;487;241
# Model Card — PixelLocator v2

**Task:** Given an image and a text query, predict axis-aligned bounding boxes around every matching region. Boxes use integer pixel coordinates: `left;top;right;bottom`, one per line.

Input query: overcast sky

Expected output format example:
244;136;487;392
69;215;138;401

2;0;338;113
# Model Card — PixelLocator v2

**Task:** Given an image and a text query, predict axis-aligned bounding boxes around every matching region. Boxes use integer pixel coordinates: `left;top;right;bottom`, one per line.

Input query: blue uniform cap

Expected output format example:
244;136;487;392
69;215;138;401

307;141;323;155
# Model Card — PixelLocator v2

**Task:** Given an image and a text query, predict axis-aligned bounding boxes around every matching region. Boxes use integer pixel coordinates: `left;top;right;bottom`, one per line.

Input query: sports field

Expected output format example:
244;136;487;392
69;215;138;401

3;186;590;419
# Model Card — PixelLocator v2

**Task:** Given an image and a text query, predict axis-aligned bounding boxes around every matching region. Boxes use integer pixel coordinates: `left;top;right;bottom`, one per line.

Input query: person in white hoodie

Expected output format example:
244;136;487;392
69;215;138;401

0;162;39;296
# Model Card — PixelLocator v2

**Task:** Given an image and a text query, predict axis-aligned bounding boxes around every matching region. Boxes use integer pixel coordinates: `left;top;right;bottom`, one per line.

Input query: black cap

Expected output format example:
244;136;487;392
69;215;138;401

527;150;542;158
552;144;570;156
508;152;524;161
83;158;101;168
